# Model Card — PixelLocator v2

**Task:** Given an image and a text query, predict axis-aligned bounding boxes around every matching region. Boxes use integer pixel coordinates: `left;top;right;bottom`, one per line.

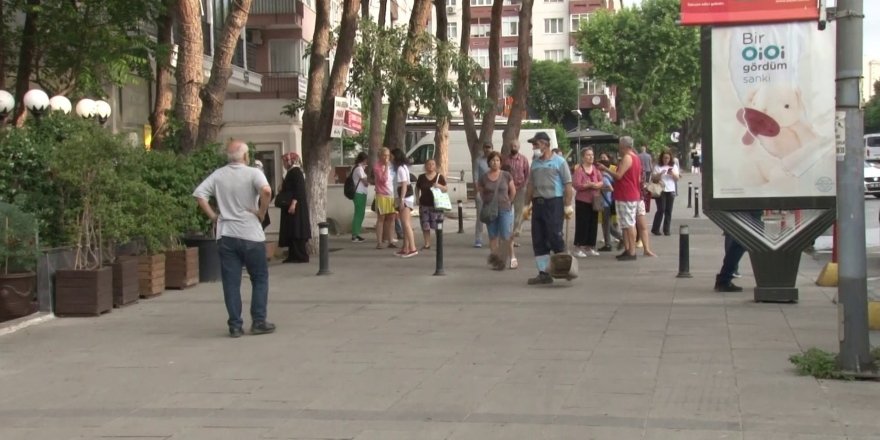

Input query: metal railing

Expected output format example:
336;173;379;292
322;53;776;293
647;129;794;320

256;71;303;96
251;0;298;14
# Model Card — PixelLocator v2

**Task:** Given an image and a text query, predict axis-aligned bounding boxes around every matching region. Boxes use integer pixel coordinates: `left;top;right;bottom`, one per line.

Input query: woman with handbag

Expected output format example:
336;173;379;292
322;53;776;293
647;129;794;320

650;150;680;236
477;151;517;270
415;159;448;250
571;148;604;257
277;152;311;263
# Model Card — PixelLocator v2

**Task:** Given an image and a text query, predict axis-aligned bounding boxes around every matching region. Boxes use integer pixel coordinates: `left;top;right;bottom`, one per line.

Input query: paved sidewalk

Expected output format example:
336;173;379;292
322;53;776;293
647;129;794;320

1;174;878;440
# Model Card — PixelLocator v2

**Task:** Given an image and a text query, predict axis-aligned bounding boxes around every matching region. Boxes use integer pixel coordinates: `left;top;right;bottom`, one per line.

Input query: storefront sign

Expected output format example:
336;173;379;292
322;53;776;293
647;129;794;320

681;0;818;26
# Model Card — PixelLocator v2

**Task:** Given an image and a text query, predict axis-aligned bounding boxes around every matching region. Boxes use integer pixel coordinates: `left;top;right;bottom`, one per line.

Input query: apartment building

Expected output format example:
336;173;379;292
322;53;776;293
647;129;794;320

448;0;621;121
865;58;879;103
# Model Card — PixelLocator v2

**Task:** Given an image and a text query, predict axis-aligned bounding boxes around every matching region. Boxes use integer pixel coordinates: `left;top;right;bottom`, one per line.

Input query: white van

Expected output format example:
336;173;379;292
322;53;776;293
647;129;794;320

867;134;880;162
405;129;558;182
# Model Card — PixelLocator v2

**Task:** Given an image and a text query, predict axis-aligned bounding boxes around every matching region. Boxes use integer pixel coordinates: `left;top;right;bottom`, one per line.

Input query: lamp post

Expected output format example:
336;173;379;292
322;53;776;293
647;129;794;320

0;90;14;122
22;89;50;120
75;98;96;119
49;95;72;114
571;109;583;158
94;100;111;125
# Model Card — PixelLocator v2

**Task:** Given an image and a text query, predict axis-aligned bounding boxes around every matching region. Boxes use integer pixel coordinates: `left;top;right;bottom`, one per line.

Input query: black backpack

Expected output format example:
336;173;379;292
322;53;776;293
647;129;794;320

343;168;356;200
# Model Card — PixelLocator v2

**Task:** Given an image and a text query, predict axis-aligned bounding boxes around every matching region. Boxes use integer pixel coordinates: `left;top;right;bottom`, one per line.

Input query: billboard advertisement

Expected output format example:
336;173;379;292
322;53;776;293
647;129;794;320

681;0;818;26
711;22;835;200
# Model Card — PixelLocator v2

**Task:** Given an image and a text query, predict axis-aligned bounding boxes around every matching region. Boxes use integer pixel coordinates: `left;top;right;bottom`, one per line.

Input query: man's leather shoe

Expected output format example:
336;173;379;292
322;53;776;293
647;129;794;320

251;321;276;335
714;282;743;292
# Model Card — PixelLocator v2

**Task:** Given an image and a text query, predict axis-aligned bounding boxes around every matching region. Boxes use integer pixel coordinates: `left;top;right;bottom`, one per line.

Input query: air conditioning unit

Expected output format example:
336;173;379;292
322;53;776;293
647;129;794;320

446;6;456;15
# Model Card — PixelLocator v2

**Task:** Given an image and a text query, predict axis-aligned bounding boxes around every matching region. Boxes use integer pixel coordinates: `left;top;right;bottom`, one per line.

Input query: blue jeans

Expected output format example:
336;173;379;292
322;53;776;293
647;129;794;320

718;234;746;284
218;236;269;329
531;197;565;256
486;208;514;240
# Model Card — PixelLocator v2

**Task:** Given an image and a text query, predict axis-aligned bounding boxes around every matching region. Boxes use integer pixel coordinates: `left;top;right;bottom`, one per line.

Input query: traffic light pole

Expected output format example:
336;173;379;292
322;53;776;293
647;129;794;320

835;0;873;373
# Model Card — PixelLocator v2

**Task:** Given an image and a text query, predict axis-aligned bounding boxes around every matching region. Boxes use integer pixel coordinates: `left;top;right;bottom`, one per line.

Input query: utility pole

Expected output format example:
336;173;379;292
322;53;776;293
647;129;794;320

836;0;872;373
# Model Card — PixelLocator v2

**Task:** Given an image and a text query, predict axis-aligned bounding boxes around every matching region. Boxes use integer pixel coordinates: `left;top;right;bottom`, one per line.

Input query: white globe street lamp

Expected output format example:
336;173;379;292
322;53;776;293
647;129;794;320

94;99;111;125
49;95;72;114
75;98;96;119
0;90;14;119
23;89;50;117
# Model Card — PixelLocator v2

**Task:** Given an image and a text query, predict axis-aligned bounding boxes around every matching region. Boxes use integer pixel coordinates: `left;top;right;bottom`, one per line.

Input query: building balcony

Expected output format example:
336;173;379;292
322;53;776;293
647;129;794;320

230;71;304;100
249;0;305;28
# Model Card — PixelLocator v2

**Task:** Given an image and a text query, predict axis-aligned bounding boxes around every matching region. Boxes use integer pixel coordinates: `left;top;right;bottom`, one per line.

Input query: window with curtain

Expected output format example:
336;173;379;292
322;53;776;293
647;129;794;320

470;48;489;68
269;39;302;74
544;18;563;34
502;17;518;37
502;47;518;67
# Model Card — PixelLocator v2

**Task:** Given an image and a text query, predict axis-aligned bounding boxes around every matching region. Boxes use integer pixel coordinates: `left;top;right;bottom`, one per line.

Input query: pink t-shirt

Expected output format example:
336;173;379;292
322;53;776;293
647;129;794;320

373;163;392;196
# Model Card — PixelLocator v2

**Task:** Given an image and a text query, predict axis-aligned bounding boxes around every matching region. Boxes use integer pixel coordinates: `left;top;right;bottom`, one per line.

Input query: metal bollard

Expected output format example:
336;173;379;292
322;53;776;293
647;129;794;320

457;200;464;234
317;221;330;275
687;182;693;208
434;221;445;276
693;188;700;218
676;224;692;278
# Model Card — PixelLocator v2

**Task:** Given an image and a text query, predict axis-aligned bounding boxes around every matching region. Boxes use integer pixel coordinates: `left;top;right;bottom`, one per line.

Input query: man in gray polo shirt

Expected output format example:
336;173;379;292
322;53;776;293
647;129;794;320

194;140;275;338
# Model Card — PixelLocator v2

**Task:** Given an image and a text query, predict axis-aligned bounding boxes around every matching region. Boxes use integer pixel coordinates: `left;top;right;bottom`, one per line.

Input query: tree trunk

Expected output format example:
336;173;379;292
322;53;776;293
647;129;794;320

458;0;479;163
477;0;503;148
501;0;533;156
367;0;387;166
174;0;204;153
382;0;432;150
433;0;450;177
11;0;40;127
196;0;253;148
150;3;175;150
302;0;361;250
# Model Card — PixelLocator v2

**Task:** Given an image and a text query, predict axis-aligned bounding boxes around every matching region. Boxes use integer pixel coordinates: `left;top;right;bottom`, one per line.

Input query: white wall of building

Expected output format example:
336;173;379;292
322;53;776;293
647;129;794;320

865;58;880;102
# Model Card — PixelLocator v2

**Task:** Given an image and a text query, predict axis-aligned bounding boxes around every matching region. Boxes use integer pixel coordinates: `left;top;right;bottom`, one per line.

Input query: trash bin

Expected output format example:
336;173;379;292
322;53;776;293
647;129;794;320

182;235;220;283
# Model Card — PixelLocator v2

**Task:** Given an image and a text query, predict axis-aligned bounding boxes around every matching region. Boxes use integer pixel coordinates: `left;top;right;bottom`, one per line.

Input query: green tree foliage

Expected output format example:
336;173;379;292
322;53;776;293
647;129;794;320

576;0;699;149
513;60;580;125
865;80;880;134
3;0;164;96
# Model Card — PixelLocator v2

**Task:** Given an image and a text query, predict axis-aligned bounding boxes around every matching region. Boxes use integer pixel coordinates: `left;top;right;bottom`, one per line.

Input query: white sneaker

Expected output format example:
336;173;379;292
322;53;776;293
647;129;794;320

587;249;600;256
572;249;587;258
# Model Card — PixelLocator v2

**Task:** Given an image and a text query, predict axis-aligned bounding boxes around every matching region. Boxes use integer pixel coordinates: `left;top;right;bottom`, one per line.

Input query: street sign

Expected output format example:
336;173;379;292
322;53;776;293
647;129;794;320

330;97;348;139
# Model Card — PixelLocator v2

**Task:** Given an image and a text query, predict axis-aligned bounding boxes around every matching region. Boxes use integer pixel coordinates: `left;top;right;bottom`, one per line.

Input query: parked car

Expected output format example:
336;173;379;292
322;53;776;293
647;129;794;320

865;133;880;162
864;161;880;197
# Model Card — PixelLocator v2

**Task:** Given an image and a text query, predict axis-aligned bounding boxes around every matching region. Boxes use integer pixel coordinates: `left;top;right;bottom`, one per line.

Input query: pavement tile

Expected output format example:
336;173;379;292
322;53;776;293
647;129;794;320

474;382;573;415
561;389;653;418
645;428;742;439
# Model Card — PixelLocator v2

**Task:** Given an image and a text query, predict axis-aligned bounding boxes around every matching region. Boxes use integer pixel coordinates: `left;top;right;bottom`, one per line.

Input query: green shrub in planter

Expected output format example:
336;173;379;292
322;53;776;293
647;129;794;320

49;120;134;269
0;202;38;274
0;202;39;321
138;144;225;238
0;113;76;247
